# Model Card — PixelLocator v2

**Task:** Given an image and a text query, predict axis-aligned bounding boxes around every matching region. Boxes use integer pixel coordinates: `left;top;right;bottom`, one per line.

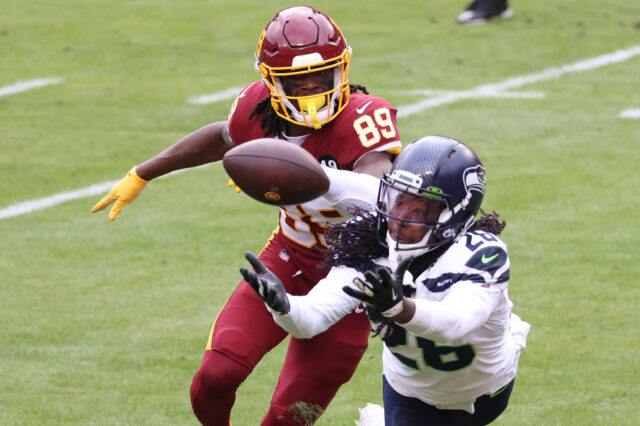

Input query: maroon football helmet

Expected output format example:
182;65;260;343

255;6;351;129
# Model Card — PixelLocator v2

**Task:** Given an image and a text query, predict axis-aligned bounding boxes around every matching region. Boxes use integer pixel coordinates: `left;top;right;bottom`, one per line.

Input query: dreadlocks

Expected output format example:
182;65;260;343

320;208;386;270
471;209;507;235
248;84;370;137
321;208;507;269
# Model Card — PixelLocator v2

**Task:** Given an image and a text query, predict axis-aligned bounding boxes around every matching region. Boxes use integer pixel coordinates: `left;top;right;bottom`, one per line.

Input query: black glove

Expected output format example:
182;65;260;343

240;251;290;315
342;257;412;318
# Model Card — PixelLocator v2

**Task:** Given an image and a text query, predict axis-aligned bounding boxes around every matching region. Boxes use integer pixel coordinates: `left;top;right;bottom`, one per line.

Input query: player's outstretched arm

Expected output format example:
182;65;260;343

91;121;231;221
240;251;290;315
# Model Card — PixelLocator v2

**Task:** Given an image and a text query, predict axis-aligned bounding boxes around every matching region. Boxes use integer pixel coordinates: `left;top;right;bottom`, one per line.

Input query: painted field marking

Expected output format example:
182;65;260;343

397;44;640;117
187;87;243;105
0;77;64;98
397;89;546;99
2;45;640;220
0;180;120;220
0;169;191;220
620;108;640;119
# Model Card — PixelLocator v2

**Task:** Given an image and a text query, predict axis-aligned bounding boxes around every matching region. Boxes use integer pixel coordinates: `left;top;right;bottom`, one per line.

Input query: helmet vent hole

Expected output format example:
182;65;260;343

448;149;456;159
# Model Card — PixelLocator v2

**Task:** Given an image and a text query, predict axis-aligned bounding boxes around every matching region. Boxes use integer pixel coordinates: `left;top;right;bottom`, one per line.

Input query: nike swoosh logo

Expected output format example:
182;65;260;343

356;100;373;114
390;286;398;301
237;87;250;98
481;253;499;264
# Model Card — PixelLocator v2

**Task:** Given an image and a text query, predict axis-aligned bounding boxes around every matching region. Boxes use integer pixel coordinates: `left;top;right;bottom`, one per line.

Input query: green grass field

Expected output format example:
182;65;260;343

1;0;639;424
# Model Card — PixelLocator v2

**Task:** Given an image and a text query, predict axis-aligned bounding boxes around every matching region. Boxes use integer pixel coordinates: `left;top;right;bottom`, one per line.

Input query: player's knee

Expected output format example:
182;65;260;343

190;350;251;403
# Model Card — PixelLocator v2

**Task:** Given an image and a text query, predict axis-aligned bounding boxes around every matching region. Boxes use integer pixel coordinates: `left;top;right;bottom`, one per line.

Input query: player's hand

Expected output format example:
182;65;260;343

343;257;412;318
240;251;290;315
91;167;148;221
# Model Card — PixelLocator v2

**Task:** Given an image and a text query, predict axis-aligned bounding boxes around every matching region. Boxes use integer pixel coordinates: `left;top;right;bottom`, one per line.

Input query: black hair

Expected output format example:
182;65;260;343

471;209;507;235
248;84;369;137
321;208;507;270
319;208;386;270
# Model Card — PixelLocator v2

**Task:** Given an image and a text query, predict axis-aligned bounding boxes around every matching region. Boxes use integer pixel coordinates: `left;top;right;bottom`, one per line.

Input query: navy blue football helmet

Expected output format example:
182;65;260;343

376;135;486;264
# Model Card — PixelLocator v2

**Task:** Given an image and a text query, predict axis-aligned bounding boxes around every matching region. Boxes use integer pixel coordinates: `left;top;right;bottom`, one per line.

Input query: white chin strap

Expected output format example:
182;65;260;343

386;230;433;271
385;205;458;270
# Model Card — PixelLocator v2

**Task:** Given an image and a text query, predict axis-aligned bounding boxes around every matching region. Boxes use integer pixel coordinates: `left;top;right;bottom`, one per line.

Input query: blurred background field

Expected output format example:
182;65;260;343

1;0;639;424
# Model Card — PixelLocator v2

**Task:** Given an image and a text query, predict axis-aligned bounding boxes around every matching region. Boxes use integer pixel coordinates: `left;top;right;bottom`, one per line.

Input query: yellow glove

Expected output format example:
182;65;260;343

91;166;148;221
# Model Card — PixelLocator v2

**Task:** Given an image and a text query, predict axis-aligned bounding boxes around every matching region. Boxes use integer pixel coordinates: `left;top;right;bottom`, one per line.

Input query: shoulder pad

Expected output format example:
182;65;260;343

422;231;510;289
465;245;510;282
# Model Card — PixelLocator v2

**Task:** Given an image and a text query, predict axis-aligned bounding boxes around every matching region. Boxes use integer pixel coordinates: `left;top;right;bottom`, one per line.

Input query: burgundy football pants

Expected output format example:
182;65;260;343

190;237;370;425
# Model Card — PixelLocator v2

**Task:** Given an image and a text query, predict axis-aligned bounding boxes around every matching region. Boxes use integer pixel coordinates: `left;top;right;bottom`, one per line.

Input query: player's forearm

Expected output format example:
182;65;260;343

273;271;361;339
275;293;356;339
321;166;380;214
273;299;335;339
352;151;393;178
136;121;230;180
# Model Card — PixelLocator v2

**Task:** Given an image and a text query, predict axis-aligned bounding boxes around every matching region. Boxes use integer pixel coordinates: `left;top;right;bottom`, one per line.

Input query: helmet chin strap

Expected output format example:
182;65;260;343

386;205;465;271
386;230;434;271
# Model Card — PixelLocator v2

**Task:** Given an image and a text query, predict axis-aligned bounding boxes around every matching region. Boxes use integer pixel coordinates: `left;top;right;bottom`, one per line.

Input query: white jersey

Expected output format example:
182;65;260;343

272;229;530;413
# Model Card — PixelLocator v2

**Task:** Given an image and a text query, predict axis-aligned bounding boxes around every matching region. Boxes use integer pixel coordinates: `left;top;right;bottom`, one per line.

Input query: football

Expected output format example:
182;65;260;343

222;138;330;206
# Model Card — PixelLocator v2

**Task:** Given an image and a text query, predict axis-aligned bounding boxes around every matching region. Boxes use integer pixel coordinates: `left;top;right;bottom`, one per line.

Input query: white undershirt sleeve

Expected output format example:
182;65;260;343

272;266;362;339
403;282;503;342
320;166;380;215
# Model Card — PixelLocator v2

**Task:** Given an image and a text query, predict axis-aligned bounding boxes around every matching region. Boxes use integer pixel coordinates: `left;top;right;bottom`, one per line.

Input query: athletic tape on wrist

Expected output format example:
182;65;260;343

382;300;404;318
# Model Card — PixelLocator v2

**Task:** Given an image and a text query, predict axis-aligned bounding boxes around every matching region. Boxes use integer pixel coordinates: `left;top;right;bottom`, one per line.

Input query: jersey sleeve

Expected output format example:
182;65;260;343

403;231;511;342
457;231;511;285
404;283;502;342
321;166;380;215
272;265;362;339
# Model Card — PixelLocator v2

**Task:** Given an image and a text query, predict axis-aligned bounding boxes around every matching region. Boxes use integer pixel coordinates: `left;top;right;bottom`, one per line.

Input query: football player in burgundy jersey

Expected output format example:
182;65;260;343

91;6;402;426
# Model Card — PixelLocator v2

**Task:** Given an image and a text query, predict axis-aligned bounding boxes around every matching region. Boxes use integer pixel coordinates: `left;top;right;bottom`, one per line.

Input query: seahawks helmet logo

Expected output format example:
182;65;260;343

463;165;486;194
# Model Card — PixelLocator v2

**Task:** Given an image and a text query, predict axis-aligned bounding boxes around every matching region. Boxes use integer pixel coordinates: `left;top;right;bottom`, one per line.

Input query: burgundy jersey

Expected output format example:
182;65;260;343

227;81;402;261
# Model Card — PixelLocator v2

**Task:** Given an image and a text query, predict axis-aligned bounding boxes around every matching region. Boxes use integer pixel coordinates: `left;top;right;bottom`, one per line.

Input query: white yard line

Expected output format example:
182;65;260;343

187;87;243;104
0;180;120;220
397;89;545;99
620;108;640;119
0;77;64;98
397;45;640;117
2;45;640;220
0;169;190;220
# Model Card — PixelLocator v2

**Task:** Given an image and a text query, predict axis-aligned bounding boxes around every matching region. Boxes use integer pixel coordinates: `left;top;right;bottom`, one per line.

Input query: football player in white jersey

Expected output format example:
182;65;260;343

241;135;530;425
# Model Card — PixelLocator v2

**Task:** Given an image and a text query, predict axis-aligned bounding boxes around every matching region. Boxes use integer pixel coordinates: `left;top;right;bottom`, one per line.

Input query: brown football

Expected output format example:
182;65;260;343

222;138;330;206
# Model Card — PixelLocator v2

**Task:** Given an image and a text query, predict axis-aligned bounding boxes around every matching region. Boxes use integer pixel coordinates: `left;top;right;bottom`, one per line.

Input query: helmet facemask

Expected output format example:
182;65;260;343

255;7;352;129
257;49;351;129
377;176;455;269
